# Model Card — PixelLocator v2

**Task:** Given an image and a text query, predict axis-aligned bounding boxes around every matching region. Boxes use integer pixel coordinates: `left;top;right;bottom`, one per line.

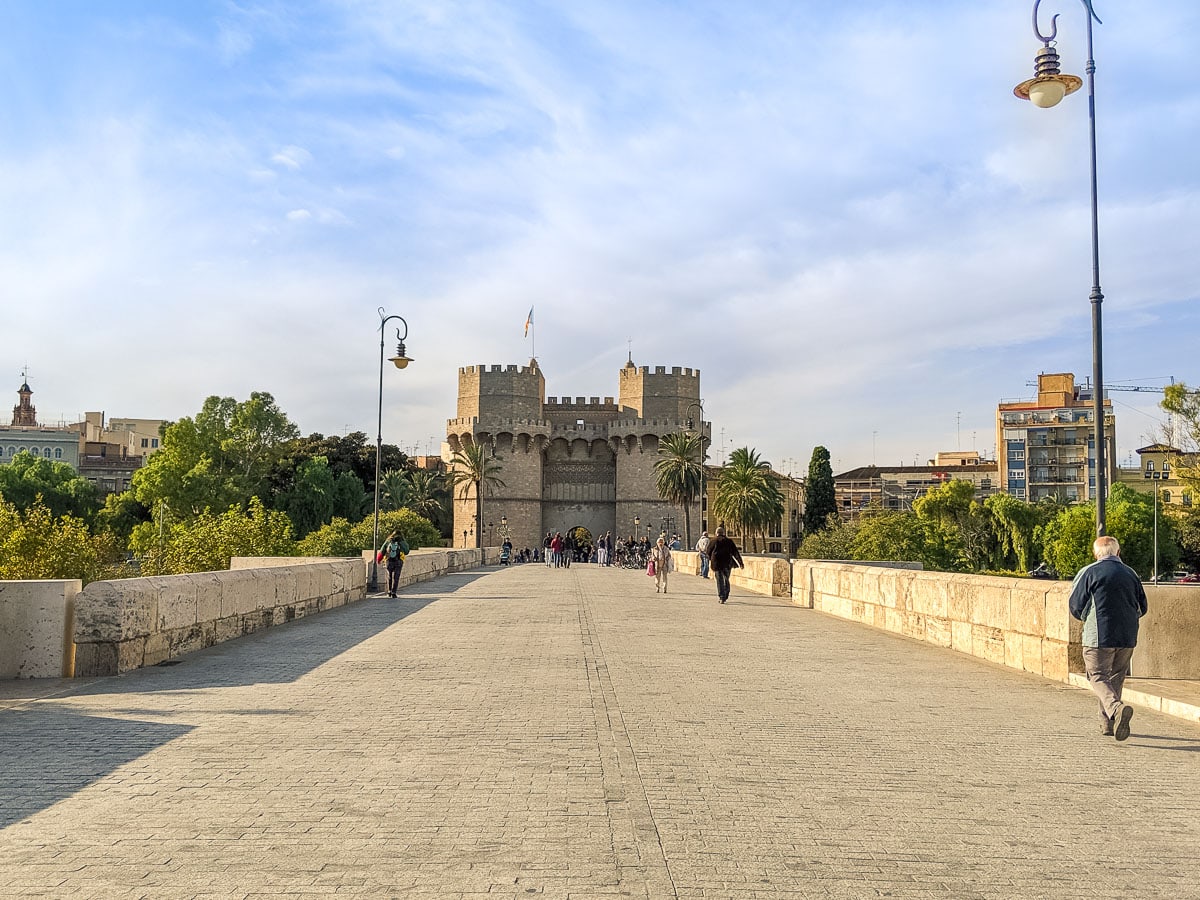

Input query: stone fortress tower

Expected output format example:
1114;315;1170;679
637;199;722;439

446;358;709;551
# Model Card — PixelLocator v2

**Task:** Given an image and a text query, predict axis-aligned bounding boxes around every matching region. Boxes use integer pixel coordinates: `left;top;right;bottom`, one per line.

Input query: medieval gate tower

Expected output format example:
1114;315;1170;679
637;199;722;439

446;358;708;551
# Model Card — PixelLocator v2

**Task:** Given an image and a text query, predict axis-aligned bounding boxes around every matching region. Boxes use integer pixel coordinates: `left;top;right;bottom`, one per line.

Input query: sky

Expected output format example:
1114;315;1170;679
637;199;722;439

2;0;1198;476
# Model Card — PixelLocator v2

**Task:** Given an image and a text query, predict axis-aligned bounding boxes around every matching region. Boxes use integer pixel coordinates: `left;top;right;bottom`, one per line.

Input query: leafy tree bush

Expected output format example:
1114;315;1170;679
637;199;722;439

133;392;298;518
0;498;128;583
296;508;442;557
0;451;100;520
797;514;859;560
132;497;295;575
852;509;926;563
93;490;152;543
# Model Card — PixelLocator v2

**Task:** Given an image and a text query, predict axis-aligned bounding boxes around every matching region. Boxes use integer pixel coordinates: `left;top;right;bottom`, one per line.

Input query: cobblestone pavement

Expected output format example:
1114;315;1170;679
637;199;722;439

4;565;1200;900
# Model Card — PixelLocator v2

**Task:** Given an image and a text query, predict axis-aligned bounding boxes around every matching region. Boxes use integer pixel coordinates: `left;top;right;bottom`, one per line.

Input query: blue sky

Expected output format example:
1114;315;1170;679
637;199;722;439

2;1;1197;473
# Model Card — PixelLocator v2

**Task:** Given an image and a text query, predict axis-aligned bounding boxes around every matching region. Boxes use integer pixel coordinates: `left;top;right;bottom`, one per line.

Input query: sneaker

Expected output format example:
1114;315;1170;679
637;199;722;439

1113;703;1133;741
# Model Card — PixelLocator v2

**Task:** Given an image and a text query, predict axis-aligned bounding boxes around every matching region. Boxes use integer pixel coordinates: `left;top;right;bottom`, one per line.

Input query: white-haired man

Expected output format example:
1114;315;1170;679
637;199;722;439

1068;536;1148;741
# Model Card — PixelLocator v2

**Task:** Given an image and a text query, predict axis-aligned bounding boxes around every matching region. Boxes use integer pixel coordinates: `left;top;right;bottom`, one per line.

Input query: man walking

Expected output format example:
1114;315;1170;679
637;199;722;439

705;525;743;604
694;530;711;578
1068;536;1148;741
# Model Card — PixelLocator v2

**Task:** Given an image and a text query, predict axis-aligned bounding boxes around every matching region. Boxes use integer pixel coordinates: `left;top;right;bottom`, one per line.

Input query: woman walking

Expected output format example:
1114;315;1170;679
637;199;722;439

651;536;674;594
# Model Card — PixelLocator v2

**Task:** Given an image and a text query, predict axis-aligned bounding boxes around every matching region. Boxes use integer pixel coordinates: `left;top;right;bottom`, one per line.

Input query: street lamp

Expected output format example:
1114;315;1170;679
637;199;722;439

634;515;640;541
488;521;494;545
1014;0;1108;535
370;307;413;593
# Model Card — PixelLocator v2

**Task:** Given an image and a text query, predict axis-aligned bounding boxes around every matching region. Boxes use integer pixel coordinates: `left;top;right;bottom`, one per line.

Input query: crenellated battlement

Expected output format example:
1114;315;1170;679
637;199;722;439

544;396;617;409
458;364;540;376
632;366;700;378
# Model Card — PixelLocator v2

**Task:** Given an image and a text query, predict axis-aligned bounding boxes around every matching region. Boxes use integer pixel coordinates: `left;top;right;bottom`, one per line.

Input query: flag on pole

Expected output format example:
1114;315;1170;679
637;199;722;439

524;306;534;338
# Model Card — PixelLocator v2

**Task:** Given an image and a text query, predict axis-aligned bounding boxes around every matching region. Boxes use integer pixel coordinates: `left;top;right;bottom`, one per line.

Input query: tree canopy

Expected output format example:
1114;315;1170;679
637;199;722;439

711;447;784;551
0;451;100;520
803;446;836;534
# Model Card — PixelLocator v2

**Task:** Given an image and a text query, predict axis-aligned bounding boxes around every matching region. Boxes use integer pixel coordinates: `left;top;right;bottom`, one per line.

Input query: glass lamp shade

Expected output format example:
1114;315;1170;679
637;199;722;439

1029;78;1067;108
390;354;412;369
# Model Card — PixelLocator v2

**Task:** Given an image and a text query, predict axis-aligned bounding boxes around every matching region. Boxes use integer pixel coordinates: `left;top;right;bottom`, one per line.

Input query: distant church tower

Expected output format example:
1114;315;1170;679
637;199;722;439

12;377;37;426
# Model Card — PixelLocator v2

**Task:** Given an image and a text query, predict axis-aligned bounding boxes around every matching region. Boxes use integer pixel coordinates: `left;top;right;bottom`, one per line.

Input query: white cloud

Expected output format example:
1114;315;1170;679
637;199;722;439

271;145;313;170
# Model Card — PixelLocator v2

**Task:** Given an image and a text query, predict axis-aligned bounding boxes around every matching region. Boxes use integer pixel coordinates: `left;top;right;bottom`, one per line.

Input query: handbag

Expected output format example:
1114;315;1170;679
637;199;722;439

646;558;656;577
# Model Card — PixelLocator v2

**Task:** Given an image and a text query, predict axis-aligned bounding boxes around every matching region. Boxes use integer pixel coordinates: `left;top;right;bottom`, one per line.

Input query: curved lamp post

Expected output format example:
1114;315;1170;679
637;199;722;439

370;307;414;593
1014;0;1108;535
686;400;706;538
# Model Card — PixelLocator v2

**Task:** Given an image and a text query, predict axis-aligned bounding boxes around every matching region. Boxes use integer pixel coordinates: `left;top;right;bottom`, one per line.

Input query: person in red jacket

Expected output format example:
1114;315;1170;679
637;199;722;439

704;526;743;604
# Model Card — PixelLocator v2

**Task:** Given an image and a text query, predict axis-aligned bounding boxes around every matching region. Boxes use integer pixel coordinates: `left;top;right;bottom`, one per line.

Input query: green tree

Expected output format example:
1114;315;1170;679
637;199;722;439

402;468;451;534
446;442;505;549
132;497;295;575
0;498;127;583
379;468;410;512
93;490;152;543
1039;503;1100;580
913;480;995;572
797;513;859;560
133;392;299;518
0;451;100;520
654;432;704;546
984;492;1041;572
712;447;784;552
803;446;836;534
296;508;442;557
274;457;338;538
852;509;925;563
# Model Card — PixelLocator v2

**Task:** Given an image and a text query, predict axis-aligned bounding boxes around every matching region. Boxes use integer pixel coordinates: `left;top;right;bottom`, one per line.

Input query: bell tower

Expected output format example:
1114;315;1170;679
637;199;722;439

12;372;37;427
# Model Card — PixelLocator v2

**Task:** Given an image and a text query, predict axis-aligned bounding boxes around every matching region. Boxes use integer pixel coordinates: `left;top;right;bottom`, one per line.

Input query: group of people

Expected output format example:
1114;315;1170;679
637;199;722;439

643;526;744;602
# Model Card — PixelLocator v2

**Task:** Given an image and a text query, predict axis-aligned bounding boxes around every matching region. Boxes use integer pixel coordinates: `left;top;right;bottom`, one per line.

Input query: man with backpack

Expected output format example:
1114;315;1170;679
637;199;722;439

381;532;410;598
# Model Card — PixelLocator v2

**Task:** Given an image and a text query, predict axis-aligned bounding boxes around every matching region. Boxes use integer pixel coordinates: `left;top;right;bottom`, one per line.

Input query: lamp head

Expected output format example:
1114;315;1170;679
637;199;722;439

390;340;413;369
1014;44;1081;108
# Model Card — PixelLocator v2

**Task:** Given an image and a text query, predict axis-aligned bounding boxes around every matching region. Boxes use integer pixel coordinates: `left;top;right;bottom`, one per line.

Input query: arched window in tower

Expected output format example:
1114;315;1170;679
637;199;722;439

1162;490;1172;504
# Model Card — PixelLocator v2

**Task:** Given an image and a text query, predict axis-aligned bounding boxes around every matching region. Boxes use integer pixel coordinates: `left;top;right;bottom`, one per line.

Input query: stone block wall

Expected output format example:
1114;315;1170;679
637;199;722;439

73;559;365;677
1134;584;1200;678
0;580;78;678
792;562;1075;682
71;549;499;677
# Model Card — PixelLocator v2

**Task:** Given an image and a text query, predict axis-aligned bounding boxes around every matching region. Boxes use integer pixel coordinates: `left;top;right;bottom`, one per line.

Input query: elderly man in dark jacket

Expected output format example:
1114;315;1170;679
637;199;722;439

1068;535;1148;741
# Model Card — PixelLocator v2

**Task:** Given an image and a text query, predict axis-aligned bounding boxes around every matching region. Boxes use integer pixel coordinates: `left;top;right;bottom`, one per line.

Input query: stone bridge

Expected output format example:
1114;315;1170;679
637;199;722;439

3;560;1200;898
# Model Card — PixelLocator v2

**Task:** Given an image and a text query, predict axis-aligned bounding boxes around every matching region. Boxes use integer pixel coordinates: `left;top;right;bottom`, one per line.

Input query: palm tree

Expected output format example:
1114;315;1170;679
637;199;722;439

712;447;784;552
379;469;410;512
654;432;704;546
404;468;451;532
446;441;505;548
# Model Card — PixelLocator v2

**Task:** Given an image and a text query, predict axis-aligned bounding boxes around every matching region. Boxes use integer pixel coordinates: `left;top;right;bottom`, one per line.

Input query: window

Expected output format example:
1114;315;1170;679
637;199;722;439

5;446;12;457
44;447;53;458
1185;493;1192;508
1163;490;1172;504
1008;470;1024;481
151;438;159;448
1014;488;1026;499
141;438;149;448
54;448;63;459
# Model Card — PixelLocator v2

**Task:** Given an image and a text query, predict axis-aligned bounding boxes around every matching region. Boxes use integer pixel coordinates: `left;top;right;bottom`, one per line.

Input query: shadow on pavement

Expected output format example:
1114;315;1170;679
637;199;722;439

0;706;194;829
61;570;498;695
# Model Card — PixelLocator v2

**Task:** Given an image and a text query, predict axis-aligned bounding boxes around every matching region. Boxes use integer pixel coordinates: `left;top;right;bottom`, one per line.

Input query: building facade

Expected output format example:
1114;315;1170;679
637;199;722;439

996;372;1115;503
445;359;708;551
1115;444;1196;509
834;451;998;521
1;380;80;468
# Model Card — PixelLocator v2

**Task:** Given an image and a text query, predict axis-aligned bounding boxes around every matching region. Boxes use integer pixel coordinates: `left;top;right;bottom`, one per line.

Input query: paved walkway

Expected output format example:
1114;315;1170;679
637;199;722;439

3;565;1200;899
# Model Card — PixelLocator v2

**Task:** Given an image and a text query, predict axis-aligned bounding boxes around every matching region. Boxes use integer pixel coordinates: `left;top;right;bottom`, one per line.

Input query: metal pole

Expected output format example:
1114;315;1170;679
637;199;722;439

1083;1;1106;537
1153;480;1159;583
370;314;386;593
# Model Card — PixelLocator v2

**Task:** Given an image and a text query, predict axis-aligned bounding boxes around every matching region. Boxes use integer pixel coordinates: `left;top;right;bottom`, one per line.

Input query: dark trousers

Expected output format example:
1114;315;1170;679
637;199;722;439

387;558;403;594
714;567;732;601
